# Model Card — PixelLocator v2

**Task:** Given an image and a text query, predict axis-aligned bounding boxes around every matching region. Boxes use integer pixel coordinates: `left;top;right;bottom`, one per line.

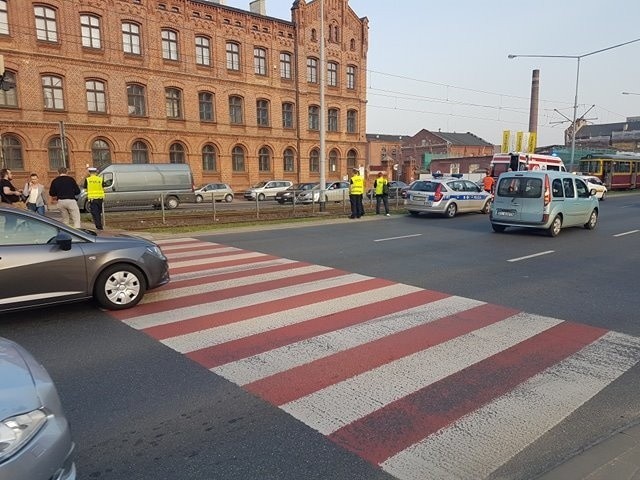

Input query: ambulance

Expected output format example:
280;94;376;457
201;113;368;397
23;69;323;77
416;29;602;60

489;152;566;179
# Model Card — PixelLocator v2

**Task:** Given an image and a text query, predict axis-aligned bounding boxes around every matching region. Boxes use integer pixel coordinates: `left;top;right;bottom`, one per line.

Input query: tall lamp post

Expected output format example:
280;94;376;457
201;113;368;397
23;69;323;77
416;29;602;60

622;91;640;96
508;37;640;171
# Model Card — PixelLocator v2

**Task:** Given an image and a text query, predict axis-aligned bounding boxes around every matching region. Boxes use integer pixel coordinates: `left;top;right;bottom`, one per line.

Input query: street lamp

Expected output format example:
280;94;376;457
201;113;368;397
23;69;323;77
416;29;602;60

508;37;640;170
622;91;640;96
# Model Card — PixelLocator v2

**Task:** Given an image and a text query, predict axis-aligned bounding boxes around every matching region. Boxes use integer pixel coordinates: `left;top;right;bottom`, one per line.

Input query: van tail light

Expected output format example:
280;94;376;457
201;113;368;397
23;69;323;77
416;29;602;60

434;184;443;202
543;174;551;206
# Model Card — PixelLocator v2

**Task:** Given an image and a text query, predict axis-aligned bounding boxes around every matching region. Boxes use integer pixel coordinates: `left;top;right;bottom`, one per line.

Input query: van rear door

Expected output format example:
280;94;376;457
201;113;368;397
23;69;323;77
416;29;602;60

494;175;544;223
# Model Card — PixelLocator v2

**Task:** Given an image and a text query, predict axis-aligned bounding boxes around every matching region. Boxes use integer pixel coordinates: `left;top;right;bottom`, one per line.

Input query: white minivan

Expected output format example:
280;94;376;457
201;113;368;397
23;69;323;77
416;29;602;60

489;171;599;237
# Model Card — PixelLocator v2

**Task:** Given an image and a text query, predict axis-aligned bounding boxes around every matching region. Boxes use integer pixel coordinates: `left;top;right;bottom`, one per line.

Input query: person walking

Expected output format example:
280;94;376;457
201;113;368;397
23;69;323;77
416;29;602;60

23;173;48;215
482;171;495;194
349;167;365;219
49;166;81;228
374;171;390;216
83;167;105;230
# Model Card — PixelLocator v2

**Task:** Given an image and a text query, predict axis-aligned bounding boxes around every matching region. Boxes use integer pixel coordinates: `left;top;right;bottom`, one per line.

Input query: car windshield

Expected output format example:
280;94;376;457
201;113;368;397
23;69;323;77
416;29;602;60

252;182;267;188
197;184;210;190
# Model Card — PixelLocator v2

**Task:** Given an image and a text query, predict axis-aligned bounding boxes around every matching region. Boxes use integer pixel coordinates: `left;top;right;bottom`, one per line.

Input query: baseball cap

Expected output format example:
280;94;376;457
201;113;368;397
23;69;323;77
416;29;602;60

88;167;98;172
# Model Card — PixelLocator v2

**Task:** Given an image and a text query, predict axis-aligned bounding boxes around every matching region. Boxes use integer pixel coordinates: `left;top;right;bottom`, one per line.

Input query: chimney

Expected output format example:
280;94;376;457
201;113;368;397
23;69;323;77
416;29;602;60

528;69;540;134
250;0;266;15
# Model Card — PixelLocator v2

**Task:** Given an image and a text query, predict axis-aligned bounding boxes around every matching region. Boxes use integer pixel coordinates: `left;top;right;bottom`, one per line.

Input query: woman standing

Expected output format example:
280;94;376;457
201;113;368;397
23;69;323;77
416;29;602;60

23;173;48;215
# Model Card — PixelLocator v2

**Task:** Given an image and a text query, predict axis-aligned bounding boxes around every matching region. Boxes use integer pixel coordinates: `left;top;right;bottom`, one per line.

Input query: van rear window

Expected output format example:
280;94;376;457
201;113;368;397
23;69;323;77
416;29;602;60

497;177;543;198
410;181;439;192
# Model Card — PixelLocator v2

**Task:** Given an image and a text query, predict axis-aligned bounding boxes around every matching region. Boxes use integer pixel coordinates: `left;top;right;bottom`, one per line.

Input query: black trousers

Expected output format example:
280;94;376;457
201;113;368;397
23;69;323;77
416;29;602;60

89;198;104;229
376;194;389;214
349;194;364;218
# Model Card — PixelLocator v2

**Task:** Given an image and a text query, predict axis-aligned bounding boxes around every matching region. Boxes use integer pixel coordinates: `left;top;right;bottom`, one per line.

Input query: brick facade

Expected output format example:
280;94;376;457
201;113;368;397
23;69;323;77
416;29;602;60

0;0;368;191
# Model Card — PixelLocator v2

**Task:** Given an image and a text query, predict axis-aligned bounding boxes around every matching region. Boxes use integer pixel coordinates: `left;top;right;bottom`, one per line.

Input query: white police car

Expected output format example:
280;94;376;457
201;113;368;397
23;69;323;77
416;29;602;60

404;174;492;218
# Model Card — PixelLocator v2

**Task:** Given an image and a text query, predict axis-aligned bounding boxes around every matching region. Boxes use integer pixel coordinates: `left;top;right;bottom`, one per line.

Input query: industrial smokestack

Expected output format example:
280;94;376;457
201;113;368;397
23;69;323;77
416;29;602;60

528;69;540;134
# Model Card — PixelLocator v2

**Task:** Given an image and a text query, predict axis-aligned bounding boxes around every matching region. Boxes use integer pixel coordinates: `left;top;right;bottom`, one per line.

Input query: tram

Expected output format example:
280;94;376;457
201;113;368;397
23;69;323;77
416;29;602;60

578;153;640;190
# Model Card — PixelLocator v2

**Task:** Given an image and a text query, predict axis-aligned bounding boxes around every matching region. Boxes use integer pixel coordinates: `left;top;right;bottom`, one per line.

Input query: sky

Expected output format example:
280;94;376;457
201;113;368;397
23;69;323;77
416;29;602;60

225;0;640;147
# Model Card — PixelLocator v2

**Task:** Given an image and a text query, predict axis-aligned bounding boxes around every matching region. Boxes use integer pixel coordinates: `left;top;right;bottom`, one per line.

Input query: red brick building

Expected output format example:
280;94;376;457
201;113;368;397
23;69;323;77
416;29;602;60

0;0;368;191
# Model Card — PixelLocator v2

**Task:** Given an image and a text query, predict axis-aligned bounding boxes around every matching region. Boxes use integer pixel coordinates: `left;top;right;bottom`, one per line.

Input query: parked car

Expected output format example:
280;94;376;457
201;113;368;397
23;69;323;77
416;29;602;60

401;181;418;199
243;180;293;201
0;206;170;312
297;181;350;204
490;171;599;237
366;180;408;199
194;183;234;203
404;176;492;218
580;175;607;200
0;336;76;480
275;182;318;204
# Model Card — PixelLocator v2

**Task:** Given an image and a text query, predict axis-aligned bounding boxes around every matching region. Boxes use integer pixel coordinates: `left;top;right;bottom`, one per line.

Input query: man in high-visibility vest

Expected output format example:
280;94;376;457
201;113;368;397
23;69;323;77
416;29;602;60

349;167;365;219
83;167;105;230
373;171;390;216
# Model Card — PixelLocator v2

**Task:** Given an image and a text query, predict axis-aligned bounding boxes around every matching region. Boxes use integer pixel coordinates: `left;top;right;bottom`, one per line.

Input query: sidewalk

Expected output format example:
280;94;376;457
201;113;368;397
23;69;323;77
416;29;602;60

538;423;640;480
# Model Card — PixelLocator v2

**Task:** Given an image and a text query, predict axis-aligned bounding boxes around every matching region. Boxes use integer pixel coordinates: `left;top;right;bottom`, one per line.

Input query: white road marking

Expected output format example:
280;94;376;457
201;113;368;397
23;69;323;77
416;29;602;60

613;229;639;237
374;234;423;242
507;250;555;263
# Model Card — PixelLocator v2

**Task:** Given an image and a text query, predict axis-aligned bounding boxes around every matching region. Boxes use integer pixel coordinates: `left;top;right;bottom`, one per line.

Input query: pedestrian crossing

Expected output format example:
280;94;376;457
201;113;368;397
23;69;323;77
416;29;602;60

111;237;640;480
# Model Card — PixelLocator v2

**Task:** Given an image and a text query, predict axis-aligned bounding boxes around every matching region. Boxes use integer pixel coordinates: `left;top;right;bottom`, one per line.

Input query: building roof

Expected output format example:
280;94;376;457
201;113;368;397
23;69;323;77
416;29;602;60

576;120;640;139
431;131;493;147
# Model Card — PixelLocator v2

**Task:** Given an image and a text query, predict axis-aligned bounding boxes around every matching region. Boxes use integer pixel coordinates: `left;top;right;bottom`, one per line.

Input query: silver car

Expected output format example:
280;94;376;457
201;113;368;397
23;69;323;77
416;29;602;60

0;336;76;480
405;176;493;218
194;183;234;203
297;181;350;204
0;206;170;312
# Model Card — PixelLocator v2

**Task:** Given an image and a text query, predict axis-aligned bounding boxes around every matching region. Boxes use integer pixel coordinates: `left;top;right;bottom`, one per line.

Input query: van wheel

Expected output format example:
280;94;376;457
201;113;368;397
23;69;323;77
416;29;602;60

584;209;598;230
491;223;506;233
548;215;562;237
195;195;203;203
258;193;266;201
94;264;146;310
224;194;233;203
165;196;179;209
445;203;457;218
408;210;420;216
481;198;492;214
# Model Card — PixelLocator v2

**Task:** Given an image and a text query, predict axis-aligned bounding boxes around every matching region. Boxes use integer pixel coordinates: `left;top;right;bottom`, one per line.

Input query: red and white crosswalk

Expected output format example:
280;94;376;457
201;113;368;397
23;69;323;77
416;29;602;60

111;237;640;480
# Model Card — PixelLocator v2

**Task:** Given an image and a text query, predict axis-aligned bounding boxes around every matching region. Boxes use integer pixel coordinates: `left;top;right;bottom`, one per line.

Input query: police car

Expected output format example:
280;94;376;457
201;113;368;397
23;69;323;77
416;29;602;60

404;174;493;218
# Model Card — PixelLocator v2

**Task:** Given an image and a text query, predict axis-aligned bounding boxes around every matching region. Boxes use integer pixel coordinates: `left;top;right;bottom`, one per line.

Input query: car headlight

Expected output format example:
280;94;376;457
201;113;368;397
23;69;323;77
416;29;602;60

0;409;48;462
146;245;166;259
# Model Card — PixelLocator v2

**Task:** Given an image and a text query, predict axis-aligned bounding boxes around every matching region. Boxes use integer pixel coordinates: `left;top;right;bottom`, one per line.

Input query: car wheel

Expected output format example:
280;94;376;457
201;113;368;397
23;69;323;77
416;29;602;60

491;223;506;233
481;198;492;214
600;191;606;201
547;215;562;237
408;210;420;216
258;193;266;201
94;264;147;310
445;203;457;218
224;194;233;203
165;196;179;209
195;195;203;203
584;209;598;230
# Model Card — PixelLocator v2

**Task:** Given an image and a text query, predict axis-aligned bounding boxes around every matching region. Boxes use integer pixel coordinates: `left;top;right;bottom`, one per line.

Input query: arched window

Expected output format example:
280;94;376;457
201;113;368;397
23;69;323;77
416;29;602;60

202;144;217;171
131;140;149;164
48;136;68;170
309;148;319;173
199;91;214;121
256;99;270;127
195;35;211;66
34;5;58;42
329;149;339;173
258;146;271;172
169;142;185;163
347;149;357;169
283;148;295;172
350;38;356;51
328;108;339;132
226;42;240;71
86;79;106;113
308;105;319;130
229;95;243;124
91;138;111;169
161;29;179;60
165;88;182;119
122;22;141;55
310;28;317;41
127;84;146;116
1;135;23;170
232;145;245;172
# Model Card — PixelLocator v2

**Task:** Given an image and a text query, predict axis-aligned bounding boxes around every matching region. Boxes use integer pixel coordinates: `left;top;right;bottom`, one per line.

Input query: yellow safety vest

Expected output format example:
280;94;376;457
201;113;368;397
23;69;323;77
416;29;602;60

374;177;388;195
86;175;105;199
350;174;364;195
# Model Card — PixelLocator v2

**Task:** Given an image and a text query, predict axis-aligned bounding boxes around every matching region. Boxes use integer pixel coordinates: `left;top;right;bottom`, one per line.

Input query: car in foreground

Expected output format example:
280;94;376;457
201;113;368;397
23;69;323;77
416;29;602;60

404;175;492;218
0;206;170;312
0;336;76;480
366;180;408;199
243;180;293;201
194;183;234;203
297;181;350;204
490;171;599;237
275;182;318;204
580;175;607;200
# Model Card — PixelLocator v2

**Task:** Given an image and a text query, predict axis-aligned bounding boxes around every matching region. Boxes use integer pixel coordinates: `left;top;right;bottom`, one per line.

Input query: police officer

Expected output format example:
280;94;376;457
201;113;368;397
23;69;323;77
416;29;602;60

349;167;365;219
84;167;105;230
374;171;390;216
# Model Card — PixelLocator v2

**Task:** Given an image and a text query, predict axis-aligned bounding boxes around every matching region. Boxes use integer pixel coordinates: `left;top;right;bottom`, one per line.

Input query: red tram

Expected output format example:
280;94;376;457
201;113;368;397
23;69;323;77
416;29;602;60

578;153;640;190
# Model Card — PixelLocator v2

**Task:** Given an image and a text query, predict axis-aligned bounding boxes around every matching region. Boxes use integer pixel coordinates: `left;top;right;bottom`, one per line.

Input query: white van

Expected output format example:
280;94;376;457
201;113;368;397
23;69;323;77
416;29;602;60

490;171;599;237
490;153;566;179
77;163;195;211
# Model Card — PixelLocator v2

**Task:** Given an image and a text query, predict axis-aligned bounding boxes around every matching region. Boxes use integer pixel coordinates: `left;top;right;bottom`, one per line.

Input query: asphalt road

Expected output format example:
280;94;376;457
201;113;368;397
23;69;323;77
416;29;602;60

2;191;639;480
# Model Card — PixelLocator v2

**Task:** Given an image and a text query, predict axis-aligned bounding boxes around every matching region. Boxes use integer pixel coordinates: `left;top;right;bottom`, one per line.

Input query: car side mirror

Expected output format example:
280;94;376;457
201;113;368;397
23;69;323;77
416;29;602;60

54;231;73;251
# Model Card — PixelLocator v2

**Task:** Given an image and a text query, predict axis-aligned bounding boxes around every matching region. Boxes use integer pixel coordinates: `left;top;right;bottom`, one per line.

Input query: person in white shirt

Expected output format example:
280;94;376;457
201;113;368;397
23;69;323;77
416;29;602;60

23;173;49;215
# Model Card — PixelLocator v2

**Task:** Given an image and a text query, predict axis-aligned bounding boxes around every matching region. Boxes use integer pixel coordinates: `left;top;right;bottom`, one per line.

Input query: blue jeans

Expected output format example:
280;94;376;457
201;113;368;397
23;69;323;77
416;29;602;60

27;203;45;215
